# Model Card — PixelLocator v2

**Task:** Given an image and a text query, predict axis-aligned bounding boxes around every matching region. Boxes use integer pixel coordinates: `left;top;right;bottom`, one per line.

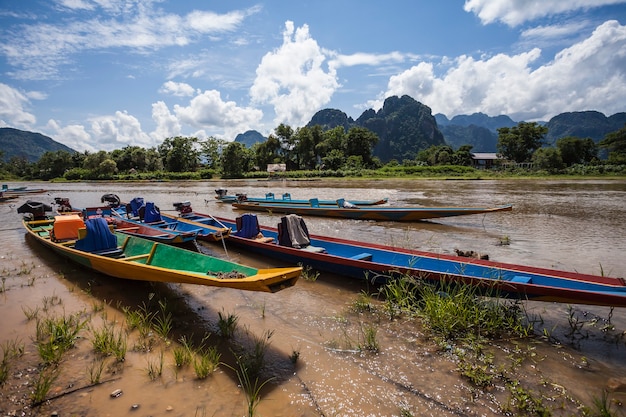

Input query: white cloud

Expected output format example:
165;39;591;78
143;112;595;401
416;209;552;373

330;51;407;69
380;20;626;121
250;21;340;127
0;83;38;127
0;3;259;80
173;90;263;139
159;81;196;97
150;100;181;141
45;119;94;152
464;0;626;26
89;111;154;150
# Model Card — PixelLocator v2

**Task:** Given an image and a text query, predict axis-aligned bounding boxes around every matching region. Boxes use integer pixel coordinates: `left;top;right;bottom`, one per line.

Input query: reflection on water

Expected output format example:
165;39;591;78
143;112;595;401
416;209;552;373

1;178;625;416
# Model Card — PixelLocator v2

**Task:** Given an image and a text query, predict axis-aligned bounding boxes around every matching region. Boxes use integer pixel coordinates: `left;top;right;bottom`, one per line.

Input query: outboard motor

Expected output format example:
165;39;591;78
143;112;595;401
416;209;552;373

17;200;53;220
101;193;121;208
54;197;73;212
215;188;228;198
236;193;247;203
173;201;193;214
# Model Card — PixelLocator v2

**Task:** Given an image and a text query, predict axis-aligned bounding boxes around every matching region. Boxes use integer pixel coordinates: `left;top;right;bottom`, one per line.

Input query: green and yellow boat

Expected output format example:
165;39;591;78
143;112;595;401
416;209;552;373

24;215;300;293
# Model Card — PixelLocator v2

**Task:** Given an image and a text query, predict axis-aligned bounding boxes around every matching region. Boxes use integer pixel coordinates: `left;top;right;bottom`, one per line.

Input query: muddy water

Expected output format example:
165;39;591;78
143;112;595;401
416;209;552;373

1;178;625;416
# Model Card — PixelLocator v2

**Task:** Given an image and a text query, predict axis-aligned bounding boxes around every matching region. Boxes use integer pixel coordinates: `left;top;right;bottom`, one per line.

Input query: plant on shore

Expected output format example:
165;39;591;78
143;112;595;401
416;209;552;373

193;345;221;379
226;359;275;417
30;366;60;405
35;312;88;365
217;310;239;339
0;338;24;385
90;322;127;362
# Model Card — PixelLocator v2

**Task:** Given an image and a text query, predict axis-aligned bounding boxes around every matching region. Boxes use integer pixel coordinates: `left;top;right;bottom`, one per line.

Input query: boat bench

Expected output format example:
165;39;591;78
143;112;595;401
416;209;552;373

350;252;373;261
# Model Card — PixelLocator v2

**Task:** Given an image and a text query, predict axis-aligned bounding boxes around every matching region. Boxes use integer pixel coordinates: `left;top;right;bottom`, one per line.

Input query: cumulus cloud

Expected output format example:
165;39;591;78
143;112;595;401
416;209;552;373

250;21;340;127
0;83;39;127
0;2;260;80
464;0;626;26
159;81;196;97
151;100;181;141
173;90;263;139
89;111;154;150
45;119;94;152
379;20;626;121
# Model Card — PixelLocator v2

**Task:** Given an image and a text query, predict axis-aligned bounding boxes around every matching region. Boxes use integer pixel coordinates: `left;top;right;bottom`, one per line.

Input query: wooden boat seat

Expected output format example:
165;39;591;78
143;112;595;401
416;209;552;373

349;252;373;261
254;236;275;243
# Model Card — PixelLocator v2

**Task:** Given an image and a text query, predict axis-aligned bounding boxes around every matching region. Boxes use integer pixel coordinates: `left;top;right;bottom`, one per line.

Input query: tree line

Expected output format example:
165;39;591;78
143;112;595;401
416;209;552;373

1;122;625;181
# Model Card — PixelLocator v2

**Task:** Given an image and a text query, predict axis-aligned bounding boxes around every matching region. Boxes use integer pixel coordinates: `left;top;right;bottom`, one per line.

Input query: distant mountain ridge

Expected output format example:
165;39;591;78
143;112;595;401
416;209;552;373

2;95;625;164
0;127;76;162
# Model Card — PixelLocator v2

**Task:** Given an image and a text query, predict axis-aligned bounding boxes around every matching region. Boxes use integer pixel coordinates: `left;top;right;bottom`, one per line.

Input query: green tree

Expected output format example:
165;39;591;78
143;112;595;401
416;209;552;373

497;122;548;163
274;124;296;169
253;135;282;170
452;145;474;166
532;147;564;172
221;142;252;178
345;127;378;168
200;137;228;170
556;136;597;166
322;148;345;170
158;136;200;172
35;150;74;180
83;151;111;171
599;124;626;164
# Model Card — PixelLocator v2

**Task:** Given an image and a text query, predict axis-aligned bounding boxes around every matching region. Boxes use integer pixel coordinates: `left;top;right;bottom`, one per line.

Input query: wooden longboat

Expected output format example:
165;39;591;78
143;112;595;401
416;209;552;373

231;200;513;222
23;215;300;293
178;211;626;307
215;190;388;206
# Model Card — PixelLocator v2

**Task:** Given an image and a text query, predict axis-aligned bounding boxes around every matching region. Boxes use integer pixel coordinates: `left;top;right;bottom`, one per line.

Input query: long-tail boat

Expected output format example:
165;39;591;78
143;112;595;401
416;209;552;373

173;206;626;307
22;214;300;293
214;189;388;206
232;199;513;222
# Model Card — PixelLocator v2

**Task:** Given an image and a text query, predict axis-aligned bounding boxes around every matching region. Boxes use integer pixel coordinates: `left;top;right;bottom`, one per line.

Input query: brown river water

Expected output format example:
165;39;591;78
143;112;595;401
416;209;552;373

1;178;625;416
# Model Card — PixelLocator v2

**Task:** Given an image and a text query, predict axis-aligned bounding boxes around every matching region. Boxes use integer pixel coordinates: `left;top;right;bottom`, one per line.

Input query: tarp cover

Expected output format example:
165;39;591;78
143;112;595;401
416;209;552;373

235;213;261;238
144;202;162;223
17;200;52;215
129;197;145;217
278;214;311;248
75;217;118;252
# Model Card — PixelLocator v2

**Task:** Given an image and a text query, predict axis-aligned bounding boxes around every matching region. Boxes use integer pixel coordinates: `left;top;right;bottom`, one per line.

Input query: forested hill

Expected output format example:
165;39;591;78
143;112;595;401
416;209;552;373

0;127;76;162
308;95;445;162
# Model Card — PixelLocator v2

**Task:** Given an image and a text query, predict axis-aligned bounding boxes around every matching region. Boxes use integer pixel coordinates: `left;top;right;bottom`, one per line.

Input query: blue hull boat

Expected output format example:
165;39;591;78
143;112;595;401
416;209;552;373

190;212;626;307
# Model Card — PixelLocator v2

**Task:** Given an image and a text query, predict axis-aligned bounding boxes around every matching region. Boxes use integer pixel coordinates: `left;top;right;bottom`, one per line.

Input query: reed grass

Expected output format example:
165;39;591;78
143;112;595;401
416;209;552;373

22;305;39;321
227;359;274;417
153;300;173;340
36;313;87;364
299;263;319;281
0;338;24;385
359;323;379;352
145;350;164;381
90;322;127;361
193;346;221;379
217;310;238;339
30;367;59;405
87;357;107;384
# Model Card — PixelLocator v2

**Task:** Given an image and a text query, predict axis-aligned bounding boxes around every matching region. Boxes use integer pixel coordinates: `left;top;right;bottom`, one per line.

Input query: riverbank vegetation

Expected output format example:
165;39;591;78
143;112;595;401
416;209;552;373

1;122;625;182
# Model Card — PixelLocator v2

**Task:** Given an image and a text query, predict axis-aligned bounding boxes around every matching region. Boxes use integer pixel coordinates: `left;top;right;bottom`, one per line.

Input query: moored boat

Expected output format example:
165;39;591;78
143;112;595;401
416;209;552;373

23;214;300;293
193;212;626;307
232;200;513;222
214;188;388;206
108;197;230;242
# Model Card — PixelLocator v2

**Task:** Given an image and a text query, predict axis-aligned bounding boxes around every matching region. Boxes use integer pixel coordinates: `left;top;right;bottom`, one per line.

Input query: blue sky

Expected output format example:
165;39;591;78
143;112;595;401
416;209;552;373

1;0;625;153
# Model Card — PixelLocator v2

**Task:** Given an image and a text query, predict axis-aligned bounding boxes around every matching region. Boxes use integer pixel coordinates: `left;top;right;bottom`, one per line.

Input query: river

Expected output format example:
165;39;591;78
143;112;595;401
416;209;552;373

0;178;625;416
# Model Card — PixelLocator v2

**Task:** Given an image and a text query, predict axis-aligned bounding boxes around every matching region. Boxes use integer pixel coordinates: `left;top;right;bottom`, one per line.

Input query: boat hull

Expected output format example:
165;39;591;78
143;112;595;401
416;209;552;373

232;202;513;221
24;218;300;293
206;215;626;307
